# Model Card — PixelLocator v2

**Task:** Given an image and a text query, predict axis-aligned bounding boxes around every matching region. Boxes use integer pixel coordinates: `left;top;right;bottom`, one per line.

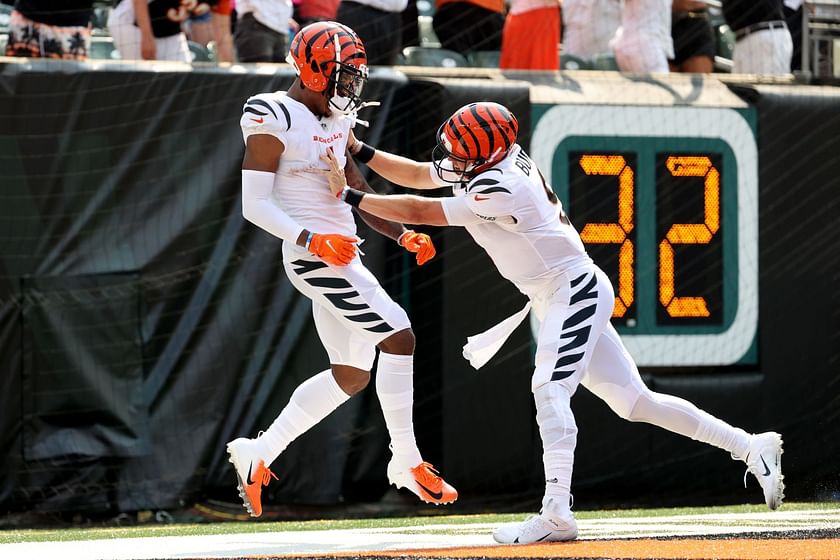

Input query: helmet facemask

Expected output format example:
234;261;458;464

432;125;503;183
326;34;368;115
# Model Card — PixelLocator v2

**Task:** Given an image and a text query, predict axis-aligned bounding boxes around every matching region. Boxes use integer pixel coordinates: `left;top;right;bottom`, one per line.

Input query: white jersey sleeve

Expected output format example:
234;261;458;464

440;174;516;226
240;94;293;144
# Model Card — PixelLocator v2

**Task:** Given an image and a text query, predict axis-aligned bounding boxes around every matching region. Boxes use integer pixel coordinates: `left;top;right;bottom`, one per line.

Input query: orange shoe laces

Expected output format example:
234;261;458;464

413;462;443;489
255;463;279;487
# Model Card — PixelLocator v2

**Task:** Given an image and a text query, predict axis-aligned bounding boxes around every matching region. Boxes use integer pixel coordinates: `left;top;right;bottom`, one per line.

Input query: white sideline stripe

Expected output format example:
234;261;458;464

1;509;838;560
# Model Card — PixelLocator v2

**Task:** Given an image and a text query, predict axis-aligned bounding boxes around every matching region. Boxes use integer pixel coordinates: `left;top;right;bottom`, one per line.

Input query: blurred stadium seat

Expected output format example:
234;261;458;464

188;40;214;63
560;53;593;70
467;50;500;68
89;35;119;60
402;46;468;67
91;4;110;33
715;23;736;61
416;0;435;17
591;53;619;71
0;2;12;31
418;15;440;47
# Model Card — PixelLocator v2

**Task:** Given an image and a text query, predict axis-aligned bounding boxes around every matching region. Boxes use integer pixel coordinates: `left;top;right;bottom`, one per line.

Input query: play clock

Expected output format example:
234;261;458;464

531;106;758;367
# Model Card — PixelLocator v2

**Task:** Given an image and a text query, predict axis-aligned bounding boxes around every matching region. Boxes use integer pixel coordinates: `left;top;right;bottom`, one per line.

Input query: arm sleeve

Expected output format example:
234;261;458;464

241;169;304;242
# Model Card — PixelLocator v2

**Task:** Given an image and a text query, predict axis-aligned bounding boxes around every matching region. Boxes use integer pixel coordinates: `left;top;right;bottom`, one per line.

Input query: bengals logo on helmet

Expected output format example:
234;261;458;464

286;21;367;94
432;102;519;182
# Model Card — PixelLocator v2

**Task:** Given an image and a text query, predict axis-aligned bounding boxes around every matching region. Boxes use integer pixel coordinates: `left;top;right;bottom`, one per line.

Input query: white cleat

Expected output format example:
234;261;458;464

493;498;578;544
741;431;785;510
226;437;277;518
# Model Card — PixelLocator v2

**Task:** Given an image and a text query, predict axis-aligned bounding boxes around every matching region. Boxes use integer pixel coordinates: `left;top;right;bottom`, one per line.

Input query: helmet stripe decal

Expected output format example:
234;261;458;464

469;104;496;157
454;113;479;157
485;105;513;151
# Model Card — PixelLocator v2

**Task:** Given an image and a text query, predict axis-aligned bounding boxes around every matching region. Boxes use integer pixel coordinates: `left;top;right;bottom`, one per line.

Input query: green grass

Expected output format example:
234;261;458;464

1;502;836;544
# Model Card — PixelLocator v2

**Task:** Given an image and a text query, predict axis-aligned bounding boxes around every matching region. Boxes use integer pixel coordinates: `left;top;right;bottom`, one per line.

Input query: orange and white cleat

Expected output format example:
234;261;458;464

226;437;278;517
387;460;458;505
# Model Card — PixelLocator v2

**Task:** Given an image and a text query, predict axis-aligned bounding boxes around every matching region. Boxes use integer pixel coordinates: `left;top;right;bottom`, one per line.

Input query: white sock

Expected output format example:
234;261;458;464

693;412;752;460
376;352;422;468
255;369;350;466
629;392;751;459
535;383;576;515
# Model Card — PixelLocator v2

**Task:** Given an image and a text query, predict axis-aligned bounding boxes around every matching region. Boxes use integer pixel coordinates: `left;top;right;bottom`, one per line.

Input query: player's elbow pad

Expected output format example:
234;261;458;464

241;169;303;242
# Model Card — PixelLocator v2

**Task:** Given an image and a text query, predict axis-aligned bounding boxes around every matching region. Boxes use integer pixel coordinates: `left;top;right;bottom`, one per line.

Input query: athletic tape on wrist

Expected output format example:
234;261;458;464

355;142;375;164
344;188;365;207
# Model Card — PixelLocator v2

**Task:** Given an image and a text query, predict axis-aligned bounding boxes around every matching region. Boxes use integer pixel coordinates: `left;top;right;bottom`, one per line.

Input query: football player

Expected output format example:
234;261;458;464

225;21;457;518
321;102;785;543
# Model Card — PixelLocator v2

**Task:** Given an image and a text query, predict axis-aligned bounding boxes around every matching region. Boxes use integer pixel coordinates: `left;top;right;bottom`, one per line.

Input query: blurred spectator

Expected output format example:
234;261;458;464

185;0;234;62
294;0;340;26
336;0;405;65
432;0;504;55
211;0;234;62
561;0;621;59
186;4;215;46
234;0;296;62
611;0;673;73
4;0;94;60
109;0;202;61
499;0;560;70
722;0;792;74
669;0;714;73
782;0;802;71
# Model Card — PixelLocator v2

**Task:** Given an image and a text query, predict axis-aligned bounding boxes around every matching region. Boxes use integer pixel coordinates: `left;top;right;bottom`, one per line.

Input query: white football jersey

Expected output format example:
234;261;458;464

240;92;357;241
440;145;592;297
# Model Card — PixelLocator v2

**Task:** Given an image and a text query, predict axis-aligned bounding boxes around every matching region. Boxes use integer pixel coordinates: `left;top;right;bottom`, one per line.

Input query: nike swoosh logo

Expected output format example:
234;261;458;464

246;462;256;485
760;456;771;476
416;481;444;501
474;195;490;201
513;533;551;544
250;117;264;124
325;239;336;253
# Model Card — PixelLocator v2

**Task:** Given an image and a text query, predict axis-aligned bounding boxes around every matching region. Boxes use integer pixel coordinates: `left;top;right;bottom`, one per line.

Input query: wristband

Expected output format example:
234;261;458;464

343;188;365;207
355;142;375;164
397;231;410;246
304;231;314;250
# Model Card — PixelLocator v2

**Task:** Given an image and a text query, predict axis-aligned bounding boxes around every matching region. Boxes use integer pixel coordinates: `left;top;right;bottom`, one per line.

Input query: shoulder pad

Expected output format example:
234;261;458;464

465;169;512;196
241;95;292;132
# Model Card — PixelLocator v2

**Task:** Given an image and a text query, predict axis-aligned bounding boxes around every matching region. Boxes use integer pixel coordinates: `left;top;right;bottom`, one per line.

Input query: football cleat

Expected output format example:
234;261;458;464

493;499;578;544
226;437;278;517
740;431;785;510
387;460;458;505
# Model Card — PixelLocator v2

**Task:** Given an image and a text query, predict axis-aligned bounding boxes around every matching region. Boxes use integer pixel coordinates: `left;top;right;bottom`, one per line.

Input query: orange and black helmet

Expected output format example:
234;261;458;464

432;102;519;182
286;21;368;112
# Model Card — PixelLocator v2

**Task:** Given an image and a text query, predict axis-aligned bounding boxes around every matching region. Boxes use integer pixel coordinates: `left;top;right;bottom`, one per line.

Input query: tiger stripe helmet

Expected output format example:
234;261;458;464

286;21;368;112
433;102;520;181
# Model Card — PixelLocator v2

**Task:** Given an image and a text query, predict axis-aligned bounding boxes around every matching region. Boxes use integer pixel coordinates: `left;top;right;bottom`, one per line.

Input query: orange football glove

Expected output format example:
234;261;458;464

399;230;436;266
308;233;358;266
